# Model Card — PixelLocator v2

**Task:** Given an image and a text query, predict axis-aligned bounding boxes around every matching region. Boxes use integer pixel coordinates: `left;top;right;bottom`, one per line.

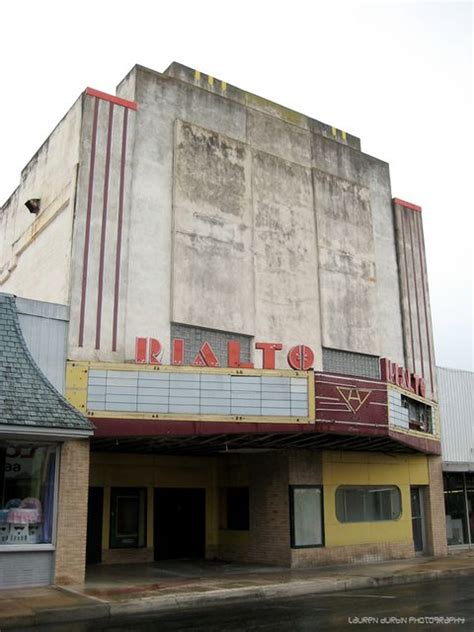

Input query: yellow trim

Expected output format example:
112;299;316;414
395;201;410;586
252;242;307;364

221;81;227;91
66;361;312;423
194;70;201;81
331;127;337;137
87;411;310;424
341;131;347;141
208;75;214;86
69;360;307;379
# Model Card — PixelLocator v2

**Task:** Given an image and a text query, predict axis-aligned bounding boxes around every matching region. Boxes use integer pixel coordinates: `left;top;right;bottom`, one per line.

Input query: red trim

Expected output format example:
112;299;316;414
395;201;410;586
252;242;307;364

78;97;100;347
95;102;114;350
389;429;441;455
112;108;128;352
92;418;317;437
408;212;425;380
393;198;422;213
85;87;138;111
400;209;416;374
415;212;435;392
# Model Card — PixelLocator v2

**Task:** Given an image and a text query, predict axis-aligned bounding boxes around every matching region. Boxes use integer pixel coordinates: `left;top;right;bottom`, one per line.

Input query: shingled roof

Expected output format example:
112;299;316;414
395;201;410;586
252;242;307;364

0;293;92;432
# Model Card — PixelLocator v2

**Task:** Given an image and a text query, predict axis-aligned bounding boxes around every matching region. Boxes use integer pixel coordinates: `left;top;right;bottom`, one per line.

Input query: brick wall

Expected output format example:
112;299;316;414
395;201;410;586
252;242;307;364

425;455;448;556
54;440;90;585
292;542;414;568
218;452;292;565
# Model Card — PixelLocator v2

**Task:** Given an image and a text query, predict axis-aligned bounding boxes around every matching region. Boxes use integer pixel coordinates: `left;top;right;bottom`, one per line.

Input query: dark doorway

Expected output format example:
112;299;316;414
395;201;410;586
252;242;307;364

411;486;426;553
86;487;104;564
154;488;205;560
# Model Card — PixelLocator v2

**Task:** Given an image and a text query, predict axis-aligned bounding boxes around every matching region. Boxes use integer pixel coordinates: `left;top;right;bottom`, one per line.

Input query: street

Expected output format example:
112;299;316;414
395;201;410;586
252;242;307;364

20;576;473;632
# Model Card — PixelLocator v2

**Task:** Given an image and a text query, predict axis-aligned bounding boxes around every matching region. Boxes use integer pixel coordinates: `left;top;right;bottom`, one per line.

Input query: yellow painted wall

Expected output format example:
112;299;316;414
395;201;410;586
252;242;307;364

90;453;219;554
322;451;429;547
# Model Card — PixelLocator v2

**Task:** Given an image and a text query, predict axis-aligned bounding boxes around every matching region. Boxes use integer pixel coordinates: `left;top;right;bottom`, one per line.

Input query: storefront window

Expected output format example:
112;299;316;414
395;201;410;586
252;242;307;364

290;486;324;547
335;486;401;522
444;473;470;545
0;442;57;546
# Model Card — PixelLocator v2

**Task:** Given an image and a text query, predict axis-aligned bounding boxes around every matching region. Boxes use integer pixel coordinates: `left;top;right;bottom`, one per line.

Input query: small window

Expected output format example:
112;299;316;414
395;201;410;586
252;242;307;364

336;486;401;523
110;488;147;548
219;487;249;531
290;486;324;548
401;395;433;433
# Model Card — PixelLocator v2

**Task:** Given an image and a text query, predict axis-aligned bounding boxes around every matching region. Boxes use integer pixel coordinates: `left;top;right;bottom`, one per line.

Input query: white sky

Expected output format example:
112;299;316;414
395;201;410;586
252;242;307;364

1;0;472;371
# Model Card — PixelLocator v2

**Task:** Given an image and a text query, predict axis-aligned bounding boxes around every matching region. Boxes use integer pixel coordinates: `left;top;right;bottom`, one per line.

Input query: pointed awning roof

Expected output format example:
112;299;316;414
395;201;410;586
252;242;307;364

0;293;92;434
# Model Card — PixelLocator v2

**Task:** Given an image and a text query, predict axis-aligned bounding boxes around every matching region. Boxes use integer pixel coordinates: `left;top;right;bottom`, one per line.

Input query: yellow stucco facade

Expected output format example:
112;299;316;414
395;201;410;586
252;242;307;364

90;449;430;560
323;451;428;547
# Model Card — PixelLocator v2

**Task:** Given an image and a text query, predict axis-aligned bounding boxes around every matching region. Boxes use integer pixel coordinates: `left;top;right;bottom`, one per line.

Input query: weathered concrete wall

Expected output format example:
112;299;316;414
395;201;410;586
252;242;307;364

313;169;378;355
0;98;82;304
312;135;404;364
67;91;136;361
172;120;254;334
2;63;408;372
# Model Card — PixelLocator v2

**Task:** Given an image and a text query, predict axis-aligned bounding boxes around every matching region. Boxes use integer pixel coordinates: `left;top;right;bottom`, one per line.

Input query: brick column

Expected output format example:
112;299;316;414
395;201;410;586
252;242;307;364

54;439;90;585
425;455;448;557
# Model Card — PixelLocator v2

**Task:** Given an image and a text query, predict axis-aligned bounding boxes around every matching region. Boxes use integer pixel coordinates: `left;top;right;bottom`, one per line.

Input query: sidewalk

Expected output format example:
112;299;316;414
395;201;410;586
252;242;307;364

1;552;473;629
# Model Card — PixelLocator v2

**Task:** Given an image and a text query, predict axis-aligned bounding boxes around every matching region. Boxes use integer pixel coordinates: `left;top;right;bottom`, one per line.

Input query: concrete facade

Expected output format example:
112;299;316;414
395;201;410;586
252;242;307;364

0;63;446;576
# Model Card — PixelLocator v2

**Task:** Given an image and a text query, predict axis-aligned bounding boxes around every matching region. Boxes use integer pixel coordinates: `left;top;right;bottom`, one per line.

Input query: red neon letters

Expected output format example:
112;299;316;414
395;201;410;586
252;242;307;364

380;357;426;397
135;338;315;371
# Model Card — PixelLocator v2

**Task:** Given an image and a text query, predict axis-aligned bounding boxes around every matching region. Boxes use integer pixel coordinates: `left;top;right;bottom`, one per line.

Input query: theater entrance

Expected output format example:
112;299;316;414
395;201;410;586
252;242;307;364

154;488;206;560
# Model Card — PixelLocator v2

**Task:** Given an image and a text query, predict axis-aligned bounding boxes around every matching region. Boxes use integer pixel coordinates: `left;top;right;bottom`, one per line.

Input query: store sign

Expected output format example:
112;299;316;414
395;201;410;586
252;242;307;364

135;337;315;371
380;357;426;398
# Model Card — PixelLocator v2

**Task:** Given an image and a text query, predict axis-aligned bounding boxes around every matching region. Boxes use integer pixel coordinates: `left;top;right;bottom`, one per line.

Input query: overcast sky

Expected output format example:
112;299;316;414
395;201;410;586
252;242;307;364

1;0;472;371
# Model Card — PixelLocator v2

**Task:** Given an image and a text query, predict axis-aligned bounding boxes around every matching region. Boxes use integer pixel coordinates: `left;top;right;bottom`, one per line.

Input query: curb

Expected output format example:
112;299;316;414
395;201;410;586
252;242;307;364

2;566;474;629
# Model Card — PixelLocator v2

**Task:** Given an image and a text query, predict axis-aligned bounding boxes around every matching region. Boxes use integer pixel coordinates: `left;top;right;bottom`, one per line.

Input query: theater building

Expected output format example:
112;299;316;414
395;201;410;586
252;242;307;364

0;63;447;584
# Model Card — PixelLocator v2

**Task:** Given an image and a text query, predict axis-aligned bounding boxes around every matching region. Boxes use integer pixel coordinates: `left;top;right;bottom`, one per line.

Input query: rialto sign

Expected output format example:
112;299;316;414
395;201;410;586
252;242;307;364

134;337;427;397
135;337;315;370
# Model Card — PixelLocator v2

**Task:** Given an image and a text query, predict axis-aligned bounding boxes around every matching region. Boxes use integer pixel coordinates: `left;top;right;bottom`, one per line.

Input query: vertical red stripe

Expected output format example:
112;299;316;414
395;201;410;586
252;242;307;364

95;102;114;349
415;212;435;391
112;107;129;352
400;210;416;373
408;210;424;379
78;97;100;347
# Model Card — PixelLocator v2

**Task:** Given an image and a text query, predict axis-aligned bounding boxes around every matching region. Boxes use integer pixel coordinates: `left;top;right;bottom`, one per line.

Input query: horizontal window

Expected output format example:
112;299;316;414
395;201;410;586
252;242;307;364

336;486;401;523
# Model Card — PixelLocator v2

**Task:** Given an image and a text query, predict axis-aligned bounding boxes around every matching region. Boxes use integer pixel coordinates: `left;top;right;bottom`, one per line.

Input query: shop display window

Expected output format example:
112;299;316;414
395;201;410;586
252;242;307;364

0;442;57;546
444;473;469;546
335;485;401;523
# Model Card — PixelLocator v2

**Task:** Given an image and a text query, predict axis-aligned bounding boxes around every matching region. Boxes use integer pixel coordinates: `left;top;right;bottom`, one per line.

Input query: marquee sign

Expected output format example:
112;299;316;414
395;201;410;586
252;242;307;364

135;337;315;371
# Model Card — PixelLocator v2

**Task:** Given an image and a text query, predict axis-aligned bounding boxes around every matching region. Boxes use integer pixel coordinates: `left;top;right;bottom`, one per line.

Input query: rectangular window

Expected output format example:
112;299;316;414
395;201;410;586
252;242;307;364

290;486;324;548
401;395;433;433
219;487;249;531
110;488;147;548
0;441;57;546
336;486;401;523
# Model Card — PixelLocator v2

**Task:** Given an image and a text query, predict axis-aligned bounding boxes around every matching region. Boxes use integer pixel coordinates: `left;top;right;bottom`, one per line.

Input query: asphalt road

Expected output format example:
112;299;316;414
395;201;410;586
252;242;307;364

21;577;473;632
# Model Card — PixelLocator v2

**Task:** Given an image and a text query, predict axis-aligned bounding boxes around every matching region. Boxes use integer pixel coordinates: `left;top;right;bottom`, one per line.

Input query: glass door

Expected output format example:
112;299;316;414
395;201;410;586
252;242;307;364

410;487;426;553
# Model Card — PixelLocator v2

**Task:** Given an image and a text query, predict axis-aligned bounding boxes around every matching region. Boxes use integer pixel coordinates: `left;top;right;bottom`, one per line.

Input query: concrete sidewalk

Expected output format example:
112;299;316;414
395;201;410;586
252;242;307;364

1;552;473;629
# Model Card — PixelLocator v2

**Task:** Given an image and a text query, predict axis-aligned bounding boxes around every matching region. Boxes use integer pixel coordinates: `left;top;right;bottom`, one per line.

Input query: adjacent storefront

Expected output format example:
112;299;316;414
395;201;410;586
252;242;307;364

0;294;92;587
